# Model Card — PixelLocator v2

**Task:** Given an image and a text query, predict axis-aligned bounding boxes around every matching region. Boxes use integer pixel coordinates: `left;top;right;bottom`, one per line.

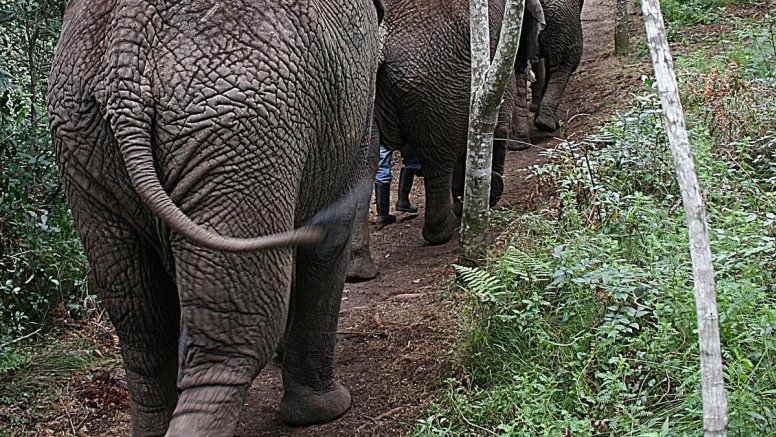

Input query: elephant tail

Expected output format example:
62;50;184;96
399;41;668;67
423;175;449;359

120;138;323;251
122;141;325;252
105;2;324;253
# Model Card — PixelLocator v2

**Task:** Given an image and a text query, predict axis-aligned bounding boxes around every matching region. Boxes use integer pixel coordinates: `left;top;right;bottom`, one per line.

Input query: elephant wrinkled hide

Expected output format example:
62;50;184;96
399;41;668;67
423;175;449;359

346;0;545;282
47;0;381;435
509;0;584;148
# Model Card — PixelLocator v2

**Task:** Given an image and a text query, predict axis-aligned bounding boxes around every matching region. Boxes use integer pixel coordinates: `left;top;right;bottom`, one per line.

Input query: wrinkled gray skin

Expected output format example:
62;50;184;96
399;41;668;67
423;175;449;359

346;0;545;281
47;0;381;435
511;0;583;145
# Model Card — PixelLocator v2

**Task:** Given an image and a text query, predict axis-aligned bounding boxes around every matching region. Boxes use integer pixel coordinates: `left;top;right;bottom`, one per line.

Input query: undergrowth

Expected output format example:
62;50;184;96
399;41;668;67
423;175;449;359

414;11;776;437
0;321;123;436
1;0;92;348
658;0;739;27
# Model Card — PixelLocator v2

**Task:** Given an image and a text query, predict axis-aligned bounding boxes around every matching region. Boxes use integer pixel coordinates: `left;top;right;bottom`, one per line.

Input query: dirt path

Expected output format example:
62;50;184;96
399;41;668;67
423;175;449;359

235;2;650;435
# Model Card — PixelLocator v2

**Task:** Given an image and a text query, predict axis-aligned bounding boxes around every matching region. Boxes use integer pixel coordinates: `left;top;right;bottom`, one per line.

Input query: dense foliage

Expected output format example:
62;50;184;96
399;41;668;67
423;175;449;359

0;0;90;348
415;12;776;437
659;0;737;26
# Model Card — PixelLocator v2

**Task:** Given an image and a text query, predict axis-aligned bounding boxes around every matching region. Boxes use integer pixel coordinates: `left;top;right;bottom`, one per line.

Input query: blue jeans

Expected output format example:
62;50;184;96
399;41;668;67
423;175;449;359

375;146;421;184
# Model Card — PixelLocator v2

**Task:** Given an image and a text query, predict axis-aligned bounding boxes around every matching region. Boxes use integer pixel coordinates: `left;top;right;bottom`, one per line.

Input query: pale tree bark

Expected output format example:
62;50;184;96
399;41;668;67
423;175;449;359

614;0;629;55
459;0;525;265
642;0;728;435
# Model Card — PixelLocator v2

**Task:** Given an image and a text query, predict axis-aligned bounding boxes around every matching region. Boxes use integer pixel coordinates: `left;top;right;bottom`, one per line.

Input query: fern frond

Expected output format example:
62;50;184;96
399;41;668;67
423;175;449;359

453;264;506;303
500;245;551;285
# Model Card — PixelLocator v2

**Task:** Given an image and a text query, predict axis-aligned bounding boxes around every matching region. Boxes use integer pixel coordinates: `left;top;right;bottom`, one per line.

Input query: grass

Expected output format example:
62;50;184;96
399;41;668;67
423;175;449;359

413;10;776;437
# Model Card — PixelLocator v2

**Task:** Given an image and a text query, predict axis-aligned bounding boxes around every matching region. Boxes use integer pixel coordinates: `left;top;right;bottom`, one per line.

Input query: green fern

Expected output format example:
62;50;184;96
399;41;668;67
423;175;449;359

453;264;506;303
499;245;551;285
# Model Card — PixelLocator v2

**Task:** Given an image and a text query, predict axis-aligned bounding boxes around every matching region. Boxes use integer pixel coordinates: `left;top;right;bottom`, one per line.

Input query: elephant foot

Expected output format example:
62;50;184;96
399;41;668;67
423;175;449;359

280;381;352;427
507;135;532;151
422;218;456;245
346;255;378;282
130;404;173;437
535;111;559;132
167;385;246;437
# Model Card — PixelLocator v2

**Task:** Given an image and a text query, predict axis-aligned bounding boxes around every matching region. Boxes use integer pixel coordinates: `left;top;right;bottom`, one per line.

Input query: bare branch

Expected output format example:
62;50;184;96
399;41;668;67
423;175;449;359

641;0;728;435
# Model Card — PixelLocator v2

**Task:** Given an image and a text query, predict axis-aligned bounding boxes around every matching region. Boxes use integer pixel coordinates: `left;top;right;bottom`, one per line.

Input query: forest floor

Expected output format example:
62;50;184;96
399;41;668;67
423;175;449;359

2;1;656;435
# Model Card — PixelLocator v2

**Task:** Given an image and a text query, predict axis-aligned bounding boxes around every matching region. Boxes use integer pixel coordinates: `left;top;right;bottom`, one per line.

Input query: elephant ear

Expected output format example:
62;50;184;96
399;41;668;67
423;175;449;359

373;0;384;23
524;0;546;65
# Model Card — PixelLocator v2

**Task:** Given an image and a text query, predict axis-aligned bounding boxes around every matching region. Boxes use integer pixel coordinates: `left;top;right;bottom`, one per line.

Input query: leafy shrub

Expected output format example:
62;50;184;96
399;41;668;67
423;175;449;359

1;0;91;344
658;0;738;26
415;75;776;435
729;14;776;80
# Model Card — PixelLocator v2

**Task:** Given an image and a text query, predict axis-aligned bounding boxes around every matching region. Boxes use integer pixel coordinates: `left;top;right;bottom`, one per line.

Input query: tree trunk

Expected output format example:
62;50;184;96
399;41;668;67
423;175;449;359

459;0;525;265
614;0;630;55
641;0;728;435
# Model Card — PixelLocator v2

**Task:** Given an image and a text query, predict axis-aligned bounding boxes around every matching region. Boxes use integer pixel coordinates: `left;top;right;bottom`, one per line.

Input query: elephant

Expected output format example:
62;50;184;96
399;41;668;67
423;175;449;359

346;0;545;281
509;0;584;149
47;0;382;435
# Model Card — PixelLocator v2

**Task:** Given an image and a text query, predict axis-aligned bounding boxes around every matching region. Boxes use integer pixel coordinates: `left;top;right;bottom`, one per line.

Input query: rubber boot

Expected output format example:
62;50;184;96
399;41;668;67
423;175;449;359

375;183;396;227
395;168;419;213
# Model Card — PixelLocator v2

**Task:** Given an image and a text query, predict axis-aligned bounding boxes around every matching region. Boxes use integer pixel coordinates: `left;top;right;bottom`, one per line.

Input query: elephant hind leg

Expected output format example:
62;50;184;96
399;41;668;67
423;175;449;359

346;182;378;282
168;240;293;436
529;58;547;113
509;70;533;151
534;69;573;132
347;125;381;283
280;204;354;426
69;196;179;436
535;8;584;133
421;164;458;245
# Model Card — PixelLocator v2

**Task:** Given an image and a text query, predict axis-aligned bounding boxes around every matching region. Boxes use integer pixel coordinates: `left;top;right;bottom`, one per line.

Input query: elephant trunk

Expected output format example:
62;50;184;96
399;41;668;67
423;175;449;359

106;2;323;253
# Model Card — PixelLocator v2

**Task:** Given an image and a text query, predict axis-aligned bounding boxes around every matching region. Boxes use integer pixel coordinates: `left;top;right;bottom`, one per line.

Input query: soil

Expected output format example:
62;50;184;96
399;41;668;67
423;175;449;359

25;1;658;436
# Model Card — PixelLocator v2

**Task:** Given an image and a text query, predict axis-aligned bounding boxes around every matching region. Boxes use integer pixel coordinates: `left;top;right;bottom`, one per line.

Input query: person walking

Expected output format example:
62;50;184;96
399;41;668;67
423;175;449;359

374;145;421;226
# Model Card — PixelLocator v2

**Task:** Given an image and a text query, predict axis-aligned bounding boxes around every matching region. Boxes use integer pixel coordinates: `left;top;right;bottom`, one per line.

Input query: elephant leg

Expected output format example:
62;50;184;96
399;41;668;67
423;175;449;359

534;68;573;132
453;71;511;218
280;205;353;426
69;196;179;436
168;243;293;436
421;164;457;245
509;69;532;151
451;154;465;218
347;120;380;282
535;9;583;133
346;183;378;281
529;58;547;113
